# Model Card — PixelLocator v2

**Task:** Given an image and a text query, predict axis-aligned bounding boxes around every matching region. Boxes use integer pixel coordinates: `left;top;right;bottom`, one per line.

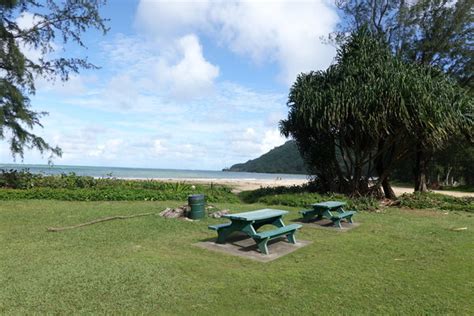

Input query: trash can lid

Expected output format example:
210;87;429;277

188;194;205;198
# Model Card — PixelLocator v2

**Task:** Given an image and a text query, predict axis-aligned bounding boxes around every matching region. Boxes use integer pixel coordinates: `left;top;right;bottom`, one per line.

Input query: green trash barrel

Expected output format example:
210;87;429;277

188;194;205;219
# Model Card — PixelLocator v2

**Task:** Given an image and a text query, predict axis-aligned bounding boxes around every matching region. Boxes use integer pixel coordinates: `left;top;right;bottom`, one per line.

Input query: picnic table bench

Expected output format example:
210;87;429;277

208;209;301;255
300;201;356;228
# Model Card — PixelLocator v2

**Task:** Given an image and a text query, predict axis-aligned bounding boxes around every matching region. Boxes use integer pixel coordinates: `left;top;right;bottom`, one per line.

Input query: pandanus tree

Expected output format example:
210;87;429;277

335;0;474;191
281;28;472;198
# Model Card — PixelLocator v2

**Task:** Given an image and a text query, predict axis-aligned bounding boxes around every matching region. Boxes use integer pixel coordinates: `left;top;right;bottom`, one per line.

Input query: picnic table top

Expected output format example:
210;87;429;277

223;209;288;221
309;201;346;209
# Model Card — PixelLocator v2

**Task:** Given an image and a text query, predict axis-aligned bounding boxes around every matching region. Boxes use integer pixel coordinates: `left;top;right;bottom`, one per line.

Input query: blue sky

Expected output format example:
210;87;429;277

1;0;339;170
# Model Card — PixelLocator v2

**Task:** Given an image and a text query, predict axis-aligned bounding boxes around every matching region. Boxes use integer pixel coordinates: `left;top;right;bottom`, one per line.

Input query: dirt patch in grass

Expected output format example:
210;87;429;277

195;234;311;262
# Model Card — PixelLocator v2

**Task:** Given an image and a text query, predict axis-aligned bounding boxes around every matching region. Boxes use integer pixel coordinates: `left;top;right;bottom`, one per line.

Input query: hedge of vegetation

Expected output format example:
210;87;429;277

0;169;239;203
239;185;379;211
239;185;474;212
1;169;472;212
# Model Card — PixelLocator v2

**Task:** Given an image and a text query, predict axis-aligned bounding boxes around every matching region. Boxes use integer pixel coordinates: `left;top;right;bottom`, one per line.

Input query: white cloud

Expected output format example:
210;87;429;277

104;74;141;110
16;12;38;30
10;76;289;169
0;103;288;169
265;111;286;127
36;74;96;96
135;0;338;84
229;127;286;158
153;139;166;154
260;128;286;153
136;0;211;39
101;139;124;160
101;33;219;100
155;34;219;99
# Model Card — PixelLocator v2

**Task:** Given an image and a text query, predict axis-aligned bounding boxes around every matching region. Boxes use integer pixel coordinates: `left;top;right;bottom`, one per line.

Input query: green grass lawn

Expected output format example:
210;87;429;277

1;200;473;314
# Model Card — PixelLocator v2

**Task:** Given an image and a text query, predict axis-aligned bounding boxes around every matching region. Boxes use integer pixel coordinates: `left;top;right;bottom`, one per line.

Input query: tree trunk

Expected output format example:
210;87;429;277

382;177;397;199
352;164;363;195
444;166;452;186
414;146;429;192
375;140;397;199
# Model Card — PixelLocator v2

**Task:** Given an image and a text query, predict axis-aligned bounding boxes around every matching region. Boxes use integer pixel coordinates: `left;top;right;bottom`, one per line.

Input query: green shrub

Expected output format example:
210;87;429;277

0;169;39;189
399;192;474;212
239;186;378;211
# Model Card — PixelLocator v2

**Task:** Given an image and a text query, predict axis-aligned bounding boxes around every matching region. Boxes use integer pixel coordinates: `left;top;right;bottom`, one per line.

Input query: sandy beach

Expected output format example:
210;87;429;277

161;178;308;193
162;178;474;197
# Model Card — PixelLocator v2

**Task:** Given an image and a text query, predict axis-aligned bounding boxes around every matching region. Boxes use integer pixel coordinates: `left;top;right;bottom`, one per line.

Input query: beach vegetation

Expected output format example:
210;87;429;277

0;0;107;159
239;185;473;213
0;169;239;203
239;185;379;211
0;186;238;203
398;192;474;212
1;169;472;212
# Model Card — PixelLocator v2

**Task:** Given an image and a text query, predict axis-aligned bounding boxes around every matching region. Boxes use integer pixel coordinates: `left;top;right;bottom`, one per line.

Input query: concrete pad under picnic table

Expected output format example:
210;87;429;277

195;233;311;262
294;218;361;232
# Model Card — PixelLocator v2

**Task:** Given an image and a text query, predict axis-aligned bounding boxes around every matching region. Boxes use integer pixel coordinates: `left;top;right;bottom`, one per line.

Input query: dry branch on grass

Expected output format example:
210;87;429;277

47;212;158;232
47;204;230;232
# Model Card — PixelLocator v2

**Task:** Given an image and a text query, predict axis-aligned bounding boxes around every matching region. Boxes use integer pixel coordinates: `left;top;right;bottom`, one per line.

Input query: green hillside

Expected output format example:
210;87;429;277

224;141;307;174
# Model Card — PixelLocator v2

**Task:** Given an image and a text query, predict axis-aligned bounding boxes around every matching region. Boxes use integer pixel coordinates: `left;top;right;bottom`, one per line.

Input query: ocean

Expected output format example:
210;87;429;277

0;164;308;181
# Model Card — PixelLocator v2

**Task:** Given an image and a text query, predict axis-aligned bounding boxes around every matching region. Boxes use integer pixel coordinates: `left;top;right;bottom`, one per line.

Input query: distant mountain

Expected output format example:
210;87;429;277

224;140;307;174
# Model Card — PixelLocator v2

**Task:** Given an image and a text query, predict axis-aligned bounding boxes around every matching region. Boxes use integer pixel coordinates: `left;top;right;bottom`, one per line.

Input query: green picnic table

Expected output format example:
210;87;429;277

300;201;356;228
208;209;302;255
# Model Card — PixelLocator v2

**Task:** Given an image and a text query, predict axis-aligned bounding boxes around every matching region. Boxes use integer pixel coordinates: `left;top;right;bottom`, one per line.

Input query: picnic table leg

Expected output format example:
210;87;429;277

287;231;297;244
302;212;314;222
216;222;247;244
216;228;233;244
256;238;270;255
333;218;342;229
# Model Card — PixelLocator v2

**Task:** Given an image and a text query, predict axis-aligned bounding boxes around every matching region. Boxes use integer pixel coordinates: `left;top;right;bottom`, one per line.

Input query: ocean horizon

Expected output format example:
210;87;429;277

0;163;308;181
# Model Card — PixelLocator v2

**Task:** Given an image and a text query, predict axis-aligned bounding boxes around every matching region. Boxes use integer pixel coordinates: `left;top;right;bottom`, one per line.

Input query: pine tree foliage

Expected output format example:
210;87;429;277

0;0;107;159
336;0;473;88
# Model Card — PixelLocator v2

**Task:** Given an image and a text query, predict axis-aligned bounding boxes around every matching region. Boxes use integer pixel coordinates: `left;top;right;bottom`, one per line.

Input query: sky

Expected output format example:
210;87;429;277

1;0;340;170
